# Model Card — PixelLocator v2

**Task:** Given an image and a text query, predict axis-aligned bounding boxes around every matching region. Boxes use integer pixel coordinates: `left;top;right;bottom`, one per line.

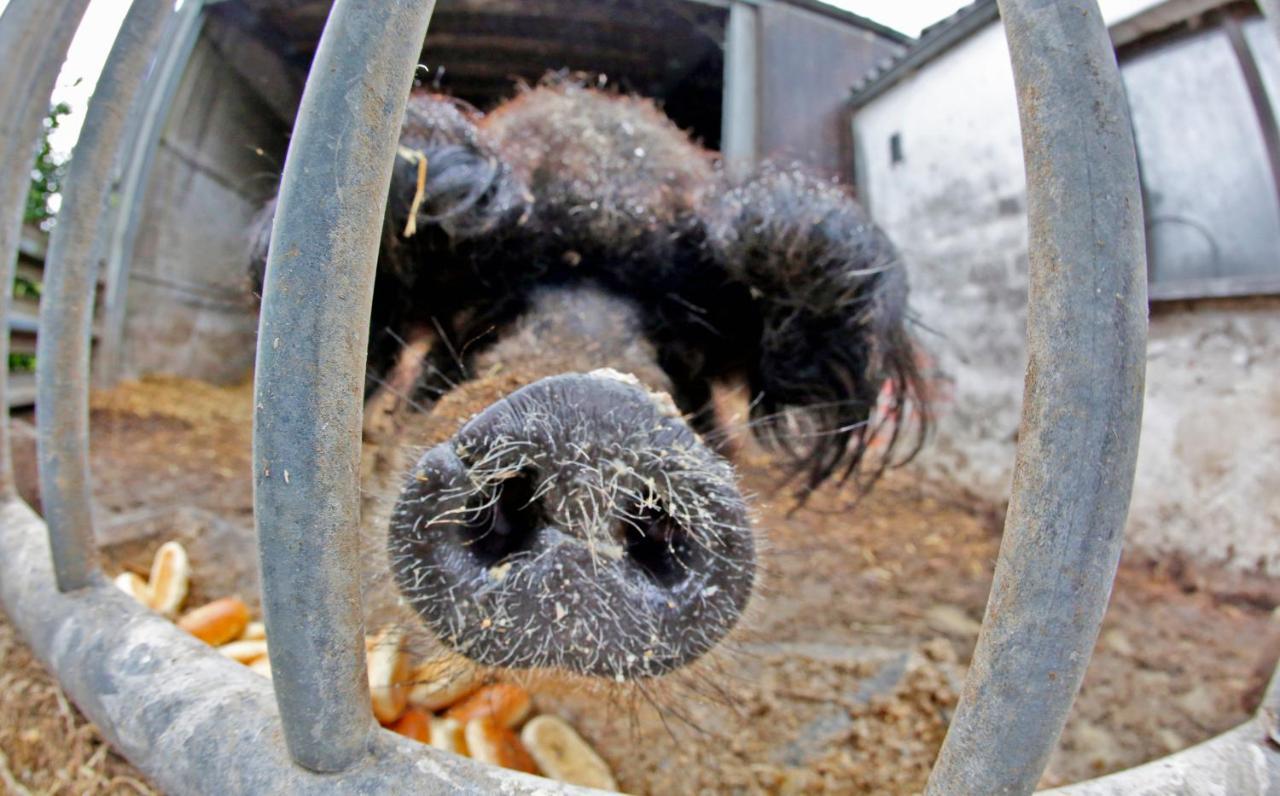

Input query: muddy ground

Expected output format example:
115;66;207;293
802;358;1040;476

1;375;1278;794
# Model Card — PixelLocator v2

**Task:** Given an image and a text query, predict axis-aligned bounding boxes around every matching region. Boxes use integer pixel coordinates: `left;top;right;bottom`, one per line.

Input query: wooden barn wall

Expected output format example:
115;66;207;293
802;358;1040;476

120;30;288;385
758;3;905;180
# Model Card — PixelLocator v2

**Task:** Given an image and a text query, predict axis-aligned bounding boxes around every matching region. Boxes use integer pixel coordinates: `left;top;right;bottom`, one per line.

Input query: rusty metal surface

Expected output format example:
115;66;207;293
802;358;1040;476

757;0;904;178
251;0;439;774
924;1;1148;794
0;497;597;795
36;0;175;593
0;0;93;496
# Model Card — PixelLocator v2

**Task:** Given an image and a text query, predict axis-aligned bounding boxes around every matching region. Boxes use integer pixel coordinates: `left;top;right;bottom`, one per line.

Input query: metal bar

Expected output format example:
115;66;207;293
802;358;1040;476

95;0;209;388
36;0;175;593
0;496;588;795
253;0;438;773
925;2;1148;794
0;0;93;497
17;225;48;262
9;308;40;336
1041;718;1279;794
1224;13;1280;220
8;373;37;409
721;0;760;178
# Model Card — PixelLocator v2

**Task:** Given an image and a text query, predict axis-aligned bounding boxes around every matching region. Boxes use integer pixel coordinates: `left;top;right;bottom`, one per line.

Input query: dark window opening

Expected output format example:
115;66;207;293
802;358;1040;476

416;0;728;151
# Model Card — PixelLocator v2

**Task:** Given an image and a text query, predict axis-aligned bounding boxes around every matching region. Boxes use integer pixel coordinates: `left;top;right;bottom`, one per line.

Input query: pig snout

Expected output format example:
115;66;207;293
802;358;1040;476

387;370;755;680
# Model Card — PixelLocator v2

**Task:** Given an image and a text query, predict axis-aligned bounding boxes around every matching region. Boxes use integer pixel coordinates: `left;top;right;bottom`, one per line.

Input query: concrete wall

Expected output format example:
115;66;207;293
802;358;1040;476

119;28;289;385
855;22;1030;501
852;5;1280;575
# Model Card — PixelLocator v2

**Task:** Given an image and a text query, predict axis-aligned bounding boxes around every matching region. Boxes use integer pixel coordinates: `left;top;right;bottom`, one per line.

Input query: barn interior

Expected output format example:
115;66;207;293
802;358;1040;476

1;0;1278;794
97;0;739;388
93;0;905;390
216;0;729;147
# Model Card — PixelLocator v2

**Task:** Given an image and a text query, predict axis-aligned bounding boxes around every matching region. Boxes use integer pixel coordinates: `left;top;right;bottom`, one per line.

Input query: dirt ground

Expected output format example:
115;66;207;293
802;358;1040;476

1;375;1278;794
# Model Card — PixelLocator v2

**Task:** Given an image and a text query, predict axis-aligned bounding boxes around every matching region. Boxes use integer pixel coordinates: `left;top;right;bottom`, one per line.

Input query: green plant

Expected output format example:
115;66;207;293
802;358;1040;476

13;274;41;301
13;101;68;373
24;101;72;230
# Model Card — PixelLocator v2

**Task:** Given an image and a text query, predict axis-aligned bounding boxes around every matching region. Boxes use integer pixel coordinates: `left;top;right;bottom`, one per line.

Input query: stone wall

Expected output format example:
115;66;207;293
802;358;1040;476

852;6;1280;575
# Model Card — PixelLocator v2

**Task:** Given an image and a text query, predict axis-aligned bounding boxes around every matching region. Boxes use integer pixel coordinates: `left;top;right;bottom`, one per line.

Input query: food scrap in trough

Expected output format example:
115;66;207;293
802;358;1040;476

114;540;619;791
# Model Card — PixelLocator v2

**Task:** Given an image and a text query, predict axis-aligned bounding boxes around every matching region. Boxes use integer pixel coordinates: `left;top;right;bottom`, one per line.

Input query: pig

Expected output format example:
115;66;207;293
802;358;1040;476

249;78;926;683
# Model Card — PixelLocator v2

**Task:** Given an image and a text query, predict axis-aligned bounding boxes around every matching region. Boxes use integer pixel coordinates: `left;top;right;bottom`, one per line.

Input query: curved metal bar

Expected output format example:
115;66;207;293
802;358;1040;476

925;2;1148;794
1044;653;1278;793
252;0;438;773
0;0;92;496
96;0;208;389
36;0;175;593
1041;717;1279;794
0;496;591;795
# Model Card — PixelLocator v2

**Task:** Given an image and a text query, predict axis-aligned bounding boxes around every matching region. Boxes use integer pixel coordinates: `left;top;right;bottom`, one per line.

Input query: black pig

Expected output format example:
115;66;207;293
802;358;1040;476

250;79;925;682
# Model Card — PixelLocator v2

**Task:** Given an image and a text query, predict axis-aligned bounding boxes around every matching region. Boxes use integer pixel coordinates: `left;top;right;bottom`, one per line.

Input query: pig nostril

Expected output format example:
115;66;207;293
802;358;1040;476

622;505;690;588
462;470;543;567
390;373;757;679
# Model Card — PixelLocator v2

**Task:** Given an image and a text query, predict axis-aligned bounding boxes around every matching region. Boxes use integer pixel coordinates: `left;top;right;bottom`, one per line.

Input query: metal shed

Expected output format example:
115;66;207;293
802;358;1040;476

95;0;907;388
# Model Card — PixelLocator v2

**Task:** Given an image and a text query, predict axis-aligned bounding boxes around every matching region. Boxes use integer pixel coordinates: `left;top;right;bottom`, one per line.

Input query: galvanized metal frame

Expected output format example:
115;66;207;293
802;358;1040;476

926;1;1148;792
95;0;213;388
0;0;94;497
250;0;440;772
0;0;1275;792
0;0;581;789
0;500;592;794
721;0;760;178
36;0;176;593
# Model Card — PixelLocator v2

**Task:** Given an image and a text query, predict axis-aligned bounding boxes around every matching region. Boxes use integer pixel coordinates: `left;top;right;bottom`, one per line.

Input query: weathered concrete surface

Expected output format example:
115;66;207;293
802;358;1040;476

1134;299;1280;573
852;8;1280;576
119;30;287;385
854;22;1030;502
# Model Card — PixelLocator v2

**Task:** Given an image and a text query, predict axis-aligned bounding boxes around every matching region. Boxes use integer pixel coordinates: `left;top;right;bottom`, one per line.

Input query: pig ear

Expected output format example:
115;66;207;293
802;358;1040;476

387;93;530;244
703;165;929;497
247;94;529;293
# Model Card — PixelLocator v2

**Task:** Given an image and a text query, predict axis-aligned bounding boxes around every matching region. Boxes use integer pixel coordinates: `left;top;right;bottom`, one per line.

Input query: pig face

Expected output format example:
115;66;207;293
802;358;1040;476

250;80;926;682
